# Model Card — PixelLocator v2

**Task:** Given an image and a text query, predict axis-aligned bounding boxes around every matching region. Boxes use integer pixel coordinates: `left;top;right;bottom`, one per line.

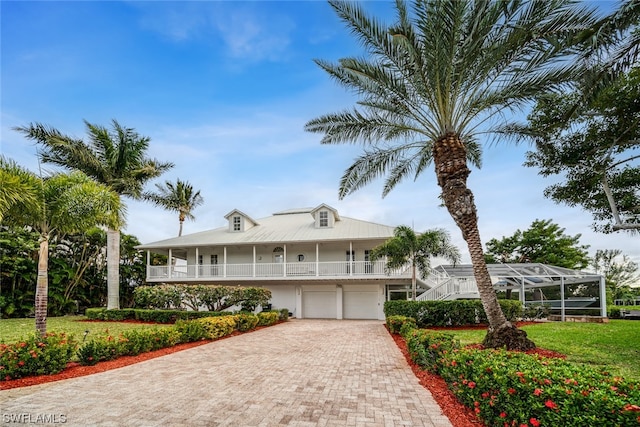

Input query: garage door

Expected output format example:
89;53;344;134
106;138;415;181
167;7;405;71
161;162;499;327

343;286;379;319
302;290;337;319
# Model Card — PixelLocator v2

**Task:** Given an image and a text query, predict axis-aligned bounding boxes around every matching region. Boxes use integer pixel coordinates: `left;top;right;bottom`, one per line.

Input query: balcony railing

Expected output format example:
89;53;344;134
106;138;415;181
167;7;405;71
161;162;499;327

147;260;408;281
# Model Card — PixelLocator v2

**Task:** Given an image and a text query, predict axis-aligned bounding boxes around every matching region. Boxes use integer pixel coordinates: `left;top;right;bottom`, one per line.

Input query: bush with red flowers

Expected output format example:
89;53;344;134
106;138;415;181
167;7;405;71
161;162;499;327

0;333;76;380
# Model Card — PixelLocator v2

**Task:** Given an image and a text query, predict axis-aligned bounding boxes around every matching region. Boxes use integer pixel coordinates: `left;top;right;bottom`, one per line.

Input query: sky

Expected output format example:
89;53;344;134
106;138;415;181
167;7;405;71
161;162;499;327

1;1;638;269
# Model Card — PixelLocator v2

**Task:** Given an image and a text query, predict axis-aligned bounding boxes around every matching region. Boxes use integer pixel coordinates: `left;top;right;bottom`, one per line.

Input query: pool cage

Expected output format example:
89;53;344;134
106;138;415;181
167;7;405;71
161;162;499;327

425;263;606;320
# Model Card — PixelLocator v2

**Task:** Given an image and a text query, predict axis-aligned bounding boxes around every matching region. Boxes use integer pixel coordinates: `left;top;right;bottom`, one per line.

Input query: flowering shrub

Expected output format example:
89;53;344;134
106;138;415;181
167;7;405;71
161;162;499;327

0;333;76;380
437;348;640;427
256;311;279;326
404;328;460;373
233;313;259;332
386;315;417;334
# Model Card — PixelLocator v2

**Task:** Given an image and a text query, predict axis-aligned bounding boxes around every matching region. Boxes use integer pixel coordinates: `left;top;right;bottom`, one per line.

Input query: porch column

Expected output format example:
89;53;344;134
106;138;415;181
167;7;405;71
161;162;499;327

195;247;199;279
223;247;227;277
349;241;353;276
253;246;256;277
315;243;319;277
520;277;525;305
168;249;172;279
146;251;150;280
283;244;287;277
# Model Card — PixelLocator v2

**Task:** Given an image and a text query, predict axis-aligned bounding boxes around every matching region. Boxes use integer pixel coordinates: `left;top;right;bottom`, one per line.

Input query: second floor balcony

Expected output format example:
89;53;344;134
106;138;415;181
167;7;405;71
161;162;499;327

146;260;411;282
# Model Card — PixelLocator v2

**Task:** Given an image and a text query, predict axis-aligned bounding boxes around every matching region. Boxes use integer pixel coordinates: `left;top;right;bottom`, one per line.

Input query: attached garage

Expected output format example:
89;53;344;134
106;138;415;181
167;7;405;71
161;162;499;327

343;284;380;319
302;286;337;319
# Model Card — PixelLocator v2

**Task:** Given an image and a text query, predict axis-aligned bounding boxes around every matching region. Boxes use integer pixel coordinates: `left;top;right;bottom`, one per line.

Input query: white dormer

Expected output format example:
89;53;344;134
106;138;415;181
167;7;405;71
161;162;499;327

224;209;258;232
310;204;340;229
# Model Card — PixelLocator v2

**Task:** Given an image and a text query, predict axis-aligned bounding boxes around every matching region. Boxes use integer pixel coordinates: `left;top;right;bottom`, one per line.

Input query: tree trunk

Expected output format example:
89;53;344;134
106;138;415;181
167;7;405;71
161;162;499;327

35;235;49;336
106;228;120;310
433;133;535;350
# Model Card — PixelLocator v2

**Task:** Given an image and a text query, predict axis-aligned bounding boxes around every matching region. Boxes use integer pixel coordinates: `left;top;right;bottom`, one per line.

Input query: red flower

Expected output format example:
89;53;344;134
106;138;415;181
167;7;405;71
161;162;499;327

544;379;552;385
533;388;543;396
530;419;540;427
623;404;640;412
17;361;25;367
475;408;481;414
499;412;507;418
482;392;490;399
508;388;516;395
451;360;457;366
516;371;524;377
545;400;558;410
468;381;476;389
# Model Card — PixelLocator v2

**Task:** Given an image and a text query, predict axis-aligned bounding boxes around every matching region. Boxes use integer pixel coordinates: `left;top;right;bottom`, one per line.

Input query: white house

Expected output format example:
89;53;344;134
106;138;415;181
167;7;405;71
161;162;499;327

136;204;416;320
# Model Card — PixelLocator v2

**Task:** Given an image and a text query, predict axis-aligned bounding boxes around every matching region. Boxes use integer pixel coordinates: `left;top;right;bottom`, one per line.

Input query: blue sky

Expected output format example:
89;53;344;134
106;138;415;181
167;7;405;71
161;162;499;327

2;1;637;268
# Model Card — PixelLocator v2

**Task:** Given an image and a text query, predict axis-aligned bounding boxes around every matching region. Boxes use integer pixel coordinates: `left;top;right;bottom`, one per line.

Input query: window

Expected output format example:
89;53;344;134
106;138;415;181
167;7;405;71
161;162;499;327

364;250;372;273
273;247;284;263
297;254;305;262
211;255;218;265
319;211;328;227
198;255;203;265
233;216;241;231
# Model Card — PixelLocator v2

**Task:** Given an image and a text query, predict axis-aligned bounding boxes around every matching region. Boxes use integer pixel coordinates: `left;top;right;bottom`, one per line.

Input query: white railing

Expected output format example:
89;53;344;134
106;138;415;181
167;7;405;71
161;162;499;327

417;277;479;301
147;260;406;281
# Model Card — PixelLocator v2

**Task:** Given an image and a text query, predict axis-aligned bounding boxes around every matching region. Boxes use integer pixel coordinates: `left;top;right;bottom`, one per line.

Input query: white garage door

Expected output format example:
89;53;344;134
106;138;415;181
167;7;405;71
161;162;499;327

302;290;337;318
343;286;379;319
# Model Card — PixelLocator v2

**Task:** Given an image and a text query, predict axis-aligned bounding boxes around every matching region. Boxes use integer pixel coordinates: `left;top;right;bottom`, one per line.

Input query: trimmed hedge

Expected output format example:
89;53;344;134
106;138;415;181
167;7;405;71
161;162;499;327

256;311;279;326
383;300;523;327
386;315;417;334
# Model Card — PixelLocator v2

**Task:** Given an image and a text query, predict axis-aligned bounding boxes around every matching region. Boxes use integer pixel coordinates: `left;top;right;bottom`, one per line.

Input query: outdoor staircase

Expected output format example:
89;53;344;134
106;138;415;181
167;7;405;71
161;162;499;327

416;269;480;301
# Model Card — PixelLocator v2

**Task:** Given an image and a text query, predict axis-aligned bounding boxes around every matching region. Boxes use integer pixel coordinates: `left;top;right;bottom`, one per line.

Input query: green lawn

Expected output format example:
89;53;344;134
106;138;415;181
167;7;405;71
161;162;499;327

0;315;171;343
439;320;640;381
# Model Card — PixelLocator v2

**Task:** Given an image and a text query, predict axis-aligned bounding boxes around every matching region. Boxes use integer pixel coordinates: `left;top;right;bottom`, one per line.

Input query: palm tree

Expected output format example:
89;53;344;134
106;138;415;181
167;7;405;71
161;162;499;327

144;179;204;236
371;226;460;301
1;157;121;335
15;120;173;310
305;0;598;350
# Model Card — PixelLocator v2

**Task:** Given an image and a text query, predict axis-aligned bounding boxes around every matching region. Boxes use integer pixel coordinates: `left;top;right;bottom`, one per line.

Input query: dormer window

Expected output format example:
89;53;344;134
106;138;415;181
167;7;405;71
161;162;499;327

319;211;329;227
233;216;241;231
224;209;258;233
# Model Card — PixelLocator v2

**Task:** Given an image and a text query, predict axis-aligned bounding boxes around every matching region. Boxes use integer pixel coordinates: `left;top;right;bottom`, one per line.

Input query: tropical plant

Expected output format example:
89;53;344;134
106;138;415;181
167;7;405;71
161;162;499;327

15;119;173;309
305;0;598;349
143;179;204;236
371;226;460;300
1;158;121;335
591;249;640;301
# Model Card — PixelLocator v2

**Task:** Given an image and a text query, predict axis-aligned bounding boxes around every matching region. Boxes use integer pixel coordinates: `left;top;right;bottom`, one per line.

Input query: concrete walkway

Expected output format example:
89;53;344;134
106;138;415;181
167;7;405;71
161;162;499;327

1;320;452;427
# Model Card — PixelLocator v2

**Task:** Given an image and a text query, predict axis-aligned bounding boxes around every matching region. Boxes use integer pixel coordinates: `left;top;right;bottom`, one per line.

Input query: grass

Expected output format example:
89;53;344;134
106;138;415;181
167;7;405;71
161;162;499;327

0;315;171;343
439;320;640;381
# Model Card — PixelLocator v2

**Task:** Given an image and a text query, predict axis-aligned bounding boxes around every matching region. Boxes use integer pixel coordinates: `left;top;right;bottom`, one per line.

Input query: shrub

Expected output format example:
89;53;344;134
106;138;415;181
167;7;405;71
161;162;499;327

233;313;259;332
0;333;76;380
404;329;459;373
175;319;210;342
278;308;290;321
195;316;236;339
257;311;279;326
384;300;523;327
437;348;640;427
386;315;417;334
85;308;136;321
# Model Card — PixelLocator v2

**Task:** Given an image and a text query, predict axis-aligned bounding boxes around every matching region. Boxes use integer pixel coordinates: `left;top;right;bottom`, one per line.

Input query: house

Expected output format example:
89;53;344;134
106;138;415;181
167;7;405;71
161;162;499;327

136;204;416;320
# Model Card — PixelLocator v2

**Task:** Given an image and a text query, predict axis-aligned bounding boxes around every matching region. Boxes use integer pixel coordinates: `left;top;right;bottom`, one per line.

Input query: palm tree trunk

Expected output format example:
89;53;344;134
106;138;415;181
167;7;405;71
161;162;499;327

178;219;184;237
106;228;120;309
35;235;49;336
433;133;534;350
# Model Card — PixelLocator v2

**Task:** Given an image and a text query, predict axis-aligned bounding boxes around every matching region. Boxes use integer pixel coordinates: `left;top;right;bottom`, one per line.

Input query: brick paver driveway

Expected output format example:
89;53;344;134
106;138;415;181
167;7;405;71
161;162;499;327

1;320;452;427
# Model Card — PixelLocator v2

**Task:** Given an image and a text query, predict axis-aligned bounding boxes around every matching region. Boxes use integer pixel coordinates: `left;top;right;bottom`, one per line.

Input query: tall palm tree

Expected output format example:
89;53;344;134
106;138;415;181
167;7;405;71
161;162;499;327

1;157;121;335
305;0;598;349
15;120;173;310
144;179;204;236
371;226;460;301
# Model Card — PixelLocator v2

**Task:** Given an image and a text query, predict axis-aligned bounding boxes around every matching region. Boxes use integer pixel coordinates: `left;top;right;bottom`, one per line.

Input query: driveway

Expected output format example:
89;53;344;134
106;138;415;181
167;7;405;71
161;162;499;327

0;320;452;427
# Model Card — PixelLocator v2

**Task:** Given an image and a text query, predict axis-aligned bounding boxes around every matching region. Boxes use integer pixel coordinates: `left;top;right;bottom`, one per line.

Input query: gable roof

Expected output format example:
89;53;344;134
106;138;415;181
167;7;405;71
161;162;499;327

137;206;396;249
224;209;259;226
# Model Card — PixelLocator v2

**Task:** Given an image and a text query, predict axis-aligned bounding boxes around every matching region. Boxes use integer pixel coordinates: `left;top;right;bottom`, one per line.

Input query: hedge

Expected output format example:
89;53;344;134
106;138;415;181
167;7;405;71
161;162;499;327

383;300;523;327
85;308;226;323
395;320;640;427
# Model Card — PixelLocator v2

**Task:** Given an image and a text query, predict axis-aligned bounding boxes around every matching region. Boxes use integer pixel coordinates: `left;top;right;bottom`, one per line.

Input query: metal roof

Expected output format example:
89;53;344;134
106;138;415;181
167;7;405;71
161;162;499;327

137;207;396;249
